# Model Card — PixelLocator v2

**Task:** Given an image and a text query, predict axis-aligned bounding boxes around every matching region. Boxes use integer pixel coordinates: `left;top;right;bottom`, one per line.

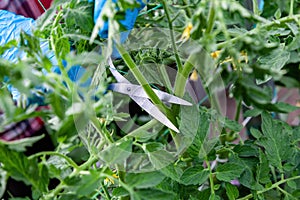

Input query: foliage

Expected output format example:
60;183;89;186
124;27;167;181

0;0;300;199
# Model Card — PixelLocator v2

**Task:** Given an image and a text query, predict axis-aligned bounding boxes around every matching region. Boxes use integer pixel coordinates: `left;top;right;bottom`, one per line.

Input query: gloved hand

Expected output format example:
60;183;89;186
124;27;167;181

91;0;146;38
0;0;147;104
90;0;147;58
0;10;56;103
0;9;87;104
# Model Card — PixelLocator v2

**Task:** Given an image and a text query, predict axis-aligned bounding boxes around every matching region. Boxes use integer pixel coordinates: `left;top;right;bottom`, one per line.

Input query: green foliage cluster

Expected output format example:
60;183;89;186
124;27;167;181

0;0;299;199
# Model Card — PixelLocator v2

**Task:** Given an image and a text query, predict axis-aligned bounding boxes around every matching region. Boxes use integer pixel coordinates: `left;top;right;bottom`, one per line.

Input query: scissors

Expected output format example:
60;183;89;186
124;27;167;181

107;57;192;133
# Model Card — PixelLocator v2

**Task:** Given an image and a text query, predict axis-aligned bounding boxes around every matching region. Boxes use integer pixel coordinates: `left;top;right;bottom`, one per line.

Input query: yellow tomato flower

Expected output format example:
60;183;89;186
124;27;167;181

104;173;119;184
210;50;249;70
210;50;221;59
180;22;193;41
190;69;198;81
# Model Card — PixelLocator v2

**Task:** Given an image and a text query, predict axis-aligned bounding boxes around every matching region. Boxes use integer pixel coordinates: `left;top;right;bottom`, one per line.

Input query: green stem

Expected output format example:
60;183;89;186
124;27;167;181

174;60;194;97
158;64;173;93
90;116;114;144
276;185;294;198
217;14;300;49
235;98;242;122
205;157;215;196
205;0;216;34
161;0;183;71
170;130;180;151
115;43;169;115
28;151;79;170
79;155;98;170
290;0;294;16
126;119;158;138
237;175;300;200
100;181;112;200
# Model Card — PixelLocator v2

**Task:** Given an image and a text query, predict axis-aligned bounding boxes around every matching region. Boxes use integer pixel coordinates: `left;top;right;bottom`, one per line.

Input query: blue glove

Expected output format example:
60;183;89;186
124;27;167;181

0;10;85;104
1;1;147;104
91;0;146;38
258;0;264;11
90;0;147;58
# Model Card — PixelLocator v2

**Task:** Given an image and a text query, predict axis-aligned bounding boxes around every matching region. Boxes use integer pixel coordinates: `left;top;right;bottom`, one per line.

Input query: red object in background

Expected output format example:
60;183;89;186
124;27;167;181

0;0;53;19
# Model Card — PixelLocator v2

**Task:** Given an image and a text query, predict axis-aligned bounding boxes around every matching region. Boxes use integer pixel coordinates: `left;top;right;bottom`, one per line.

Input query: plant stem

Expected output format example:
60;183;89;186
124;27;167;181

79;155;98;170
161;0;183;72
276;185;294;198
28;151;79;170
126;119;158;137
158;64;173;93
90;116;114;144
290;0;294;16
115;43;169;115
100;181;112;200
174;60;194;97
237;175;300;200
235;98;242;122
205;0;216;34
170;129;180;151
205;157;215;196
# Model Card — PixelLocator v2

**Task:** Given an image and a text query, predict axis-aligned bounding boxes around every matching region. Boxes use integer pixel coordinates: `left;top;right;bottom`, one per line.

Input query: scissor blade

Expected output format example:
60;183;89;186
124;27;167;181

131;96;180;133
109;83;192;106
108;57;130;84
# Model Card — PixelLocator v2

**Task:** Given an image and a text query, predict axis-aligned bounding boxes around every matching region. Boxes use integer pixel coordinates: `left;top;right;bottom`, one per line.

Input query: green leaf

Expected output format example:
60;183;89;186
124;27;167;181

274;9;281;19
267;102;300;113
257;149;271;184
185;109;210;159
225;182;239;200
0;168;7;198
209;193;221;200
279;76;300;88
126;63;164;86
180;166;209;185
99;139;132;165
0;145;49;193
233;156;264;190
287;180;297;190
216;163;244;182
65;3;94;32
69;170;101;196
125;171;165;189
0;135;45;152
112;187;129;197
159;164;183;182
243;108;262;117
9;198;31;200
233;142;259;157
147;149;175;170
135;189;177;200
250;128;262;139
55;32;71;59
287;34;300;51
257;47;290;74
286;23;299;35
257;112;294;171
222;117;243;132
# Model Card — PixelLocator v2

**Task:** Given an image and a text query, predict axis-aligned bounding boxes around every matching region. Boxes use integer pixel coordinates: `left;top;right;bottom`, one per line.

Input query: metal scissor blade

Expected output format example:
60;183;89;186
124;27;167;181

131;95;180;133
109;83;192;106
108;57;130;84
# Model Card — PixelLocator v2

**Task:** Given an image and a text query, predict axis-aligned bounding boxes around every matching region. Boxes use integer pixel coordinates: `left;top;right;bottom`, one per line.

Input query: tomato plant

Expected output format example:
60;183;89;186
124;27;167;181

0;0;300;199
